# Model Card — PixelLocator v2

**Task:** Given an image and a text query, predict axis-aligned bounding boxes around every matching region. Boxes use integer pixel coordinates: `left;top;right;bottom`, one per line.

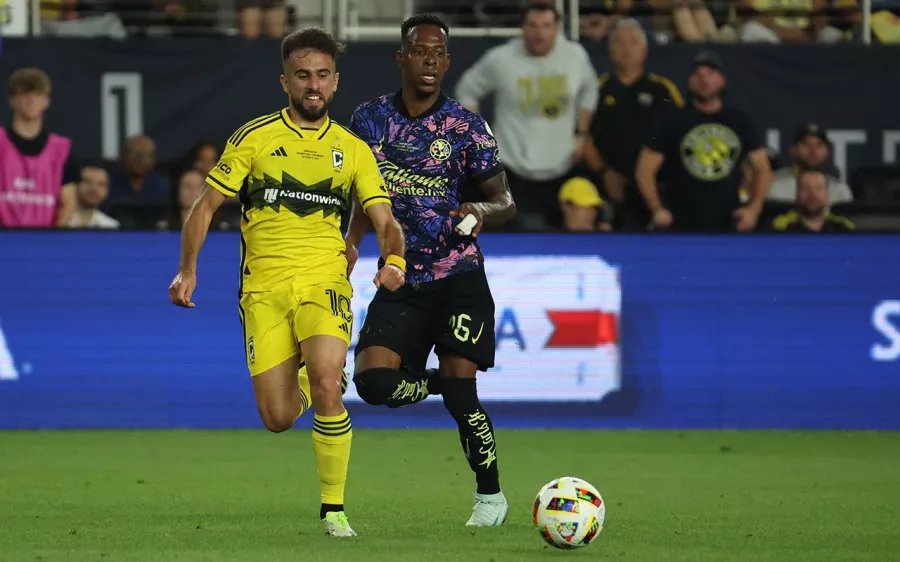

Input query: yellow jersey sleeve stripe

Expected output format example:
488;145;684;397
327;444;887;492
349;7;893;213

207;175;238;195
649;74;685;107
227;112;279;145
232;114;281;147
828;215;856;229
361;194;391;209
772;211;798;231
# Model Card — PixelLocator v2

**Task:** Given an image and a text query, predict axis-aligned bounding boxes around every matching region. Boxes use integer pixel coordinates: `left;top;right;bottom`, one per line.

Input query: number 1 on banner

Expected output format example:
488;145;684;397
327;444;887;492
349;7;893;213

101;72;144;160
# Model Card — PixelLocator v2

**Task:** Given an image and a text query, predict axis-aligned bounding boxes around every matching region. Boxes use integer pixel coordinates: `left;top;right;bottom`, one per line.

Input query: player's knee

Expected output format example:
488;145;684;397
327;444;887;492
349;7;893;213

259;406;296;433
353;368;403;406
308;368;343;411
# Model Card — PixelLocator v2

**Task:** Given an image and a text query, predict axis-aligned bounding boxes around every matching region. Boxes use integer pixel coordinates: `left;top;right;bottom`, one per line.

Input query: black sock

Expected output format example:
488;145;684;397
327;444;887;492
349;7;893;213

423;368;442;395
440;378;501;495
320;503;343;519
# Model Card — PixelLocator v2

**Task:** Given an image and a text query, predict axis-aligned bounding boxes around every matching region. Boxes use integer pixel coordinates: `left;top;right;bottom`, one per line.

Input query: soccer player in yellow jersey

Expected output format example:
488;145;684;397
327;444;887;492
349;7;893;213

168;28;406;537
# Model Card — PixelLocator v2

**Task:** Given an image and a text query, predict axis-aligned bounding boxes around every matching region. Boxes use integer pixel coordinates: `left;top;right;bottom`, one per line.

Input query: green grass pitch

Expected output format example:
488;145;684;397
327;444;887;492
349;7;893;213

1;429;899;561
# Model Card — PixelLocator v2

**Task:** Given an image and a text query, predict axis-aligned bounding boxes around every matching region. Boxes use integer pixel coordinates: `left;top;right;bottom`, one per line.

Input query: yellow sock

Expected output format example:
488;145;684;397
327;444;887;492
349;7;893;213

312;410;352;506
297;366;311;419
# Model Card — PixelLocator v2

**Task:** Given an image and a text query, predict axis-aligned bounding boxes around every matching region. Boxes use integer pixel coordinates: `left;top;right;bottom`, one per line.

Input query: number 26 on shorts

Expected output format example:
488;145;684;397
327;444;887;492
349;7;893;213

449;314;485;344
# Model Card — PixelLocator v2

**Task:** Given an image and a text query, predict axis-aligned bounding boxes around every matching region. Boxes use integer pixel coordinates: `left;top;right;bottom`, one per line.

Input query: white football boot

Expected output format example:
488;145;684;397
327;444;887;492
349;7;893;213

465;491;509;527
323;511;357;537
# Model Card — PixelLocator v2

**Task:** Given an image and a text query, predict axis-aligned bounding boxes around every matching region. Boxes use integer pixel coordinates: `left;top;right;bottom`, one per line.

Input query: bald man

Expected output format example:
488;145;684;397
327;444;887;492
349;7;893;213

106;134;170;205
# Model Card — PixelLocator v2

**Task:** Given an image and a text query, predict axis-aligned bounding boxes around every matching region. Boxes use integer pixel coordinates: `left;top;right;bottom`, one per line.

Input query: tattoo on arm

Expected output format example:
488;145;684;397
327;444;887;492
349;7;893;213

474;171;516;225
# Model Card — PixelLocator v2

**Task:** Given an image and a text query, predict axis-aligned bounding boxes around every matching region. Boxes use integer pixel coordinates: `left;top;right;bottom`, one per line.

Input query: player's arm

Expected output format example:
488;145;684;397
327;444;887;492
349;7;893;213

344;105;379;267
454;118;516;235
454;172;516;237
350;143;405;291
170;129;252;307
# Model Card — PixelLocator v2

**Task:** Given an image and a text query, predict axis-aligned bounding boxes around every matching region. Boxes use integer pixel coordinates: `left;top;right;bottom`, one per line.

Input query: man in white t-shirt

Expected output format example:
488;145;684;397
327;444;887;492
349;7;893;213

67;165;120;229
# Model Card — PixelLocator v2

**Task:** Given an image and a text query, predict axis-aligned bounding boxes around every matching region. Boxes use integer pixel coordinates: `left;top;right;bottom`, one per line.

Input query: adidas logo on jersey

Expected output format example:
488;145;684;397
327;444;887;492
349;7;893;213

270;146;288;157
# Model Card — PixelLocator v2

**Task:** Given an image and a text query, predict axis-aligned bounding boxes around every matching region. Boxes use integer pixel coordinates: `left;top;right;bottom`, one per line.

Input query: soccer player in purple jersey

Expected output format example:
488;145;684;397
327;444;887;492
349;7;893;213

344;14;516;526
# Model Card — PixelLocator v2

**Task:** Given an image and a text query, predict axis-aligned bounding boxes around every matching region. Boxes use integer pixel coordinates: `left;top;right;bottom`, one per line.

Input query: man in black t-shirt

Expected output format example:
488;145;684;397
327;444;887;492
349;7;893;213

635;51;772;233
585;19;684;232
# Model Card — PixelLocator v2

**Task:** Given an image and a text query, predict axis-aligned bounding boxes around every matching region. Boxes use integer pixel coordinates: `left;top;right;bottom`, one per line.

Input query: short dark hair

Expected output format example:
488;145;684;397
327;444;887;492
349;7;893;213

522;2;560;24
400;13;449;46
281;27;344;62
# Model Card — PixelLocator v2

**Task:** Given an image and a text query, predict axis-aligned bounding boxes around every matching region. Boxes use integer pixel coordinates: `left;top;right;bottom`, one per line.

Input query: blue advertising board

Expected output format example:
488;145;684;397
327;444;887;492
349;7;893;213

1;232;898;430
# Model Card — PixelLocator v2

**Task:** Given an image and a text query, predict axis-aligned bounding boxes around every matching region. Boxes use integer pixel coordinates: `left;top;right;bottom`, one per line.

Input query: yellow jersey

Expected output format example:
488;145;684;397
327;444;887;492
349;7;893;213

207;108;390;292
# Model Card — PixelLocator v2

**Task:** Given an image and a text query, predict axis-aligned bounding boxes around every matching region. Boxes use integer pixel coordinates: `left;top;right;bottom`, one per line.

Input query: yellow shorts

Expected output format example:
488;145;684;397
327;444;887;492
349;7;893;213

238;277;353;376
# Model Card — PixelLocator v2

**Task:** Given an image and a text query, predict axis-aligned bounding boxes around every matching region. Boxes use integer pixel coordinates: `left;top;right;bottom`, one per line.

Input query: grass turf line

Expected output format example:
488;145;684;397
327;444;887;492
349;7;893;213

1;430;898;562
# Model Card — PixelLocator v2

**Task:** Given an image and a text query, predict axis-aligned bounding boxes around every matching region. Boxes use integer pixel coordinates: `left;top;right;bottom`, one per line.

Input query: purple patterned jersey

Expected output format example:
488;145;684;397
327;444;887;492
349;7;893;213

349;92;503;284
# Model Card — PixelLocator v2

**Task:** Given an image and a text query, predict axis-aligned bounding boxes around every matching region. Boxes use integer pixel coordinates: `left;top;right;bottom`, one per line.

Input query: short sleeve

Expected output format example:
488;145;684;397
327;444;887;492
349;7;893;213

206;130;255;196
644;113;674;155
465;115;503;182
352;141;391;213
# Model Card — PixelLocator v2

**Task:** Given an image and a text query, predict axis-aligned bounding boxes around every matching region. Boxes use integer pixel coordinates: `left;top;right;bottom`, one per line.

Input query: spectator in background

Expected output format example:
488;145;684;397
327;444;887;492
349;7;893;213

636;51;772;232
182;140;219;177
106;135;169;204
670;0;721;41
174;169;205;227
586;19;683;231
0;68;77;228
739;0;845;43
160;169;239;230
237;1;290;39
263;1;290;38
67;165;120;229
771;170;854;232
768;123;853;204
237;3;263;39
455;2;598;230
558;177;613;232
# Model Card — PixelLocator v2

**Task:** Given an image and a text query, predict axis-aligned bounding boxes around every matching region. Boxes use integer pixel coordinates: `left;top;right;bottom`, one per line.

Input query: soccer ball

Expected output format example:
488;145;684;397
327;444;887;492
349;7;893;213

533;476;605;549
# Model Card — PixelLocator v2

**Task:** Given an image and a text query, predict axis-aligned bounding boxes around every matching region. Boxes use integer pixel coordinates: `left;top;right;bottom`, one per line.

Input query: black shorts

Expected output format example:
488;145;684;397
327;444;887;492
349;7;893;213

355;267;496;374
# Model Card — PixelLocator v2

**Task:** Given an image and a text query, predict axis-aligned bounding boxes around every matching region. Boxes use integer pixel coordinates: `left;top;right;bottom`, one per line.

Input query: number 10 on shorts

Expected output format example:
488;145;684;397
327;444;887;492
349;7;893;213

450;314;484;344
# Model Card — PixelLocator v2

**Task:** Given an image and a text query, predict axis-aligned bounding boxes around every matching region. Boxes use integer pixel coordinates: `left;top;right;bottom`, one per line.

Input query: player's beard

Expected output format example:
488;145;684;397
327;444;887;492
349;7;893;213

291;91;332;122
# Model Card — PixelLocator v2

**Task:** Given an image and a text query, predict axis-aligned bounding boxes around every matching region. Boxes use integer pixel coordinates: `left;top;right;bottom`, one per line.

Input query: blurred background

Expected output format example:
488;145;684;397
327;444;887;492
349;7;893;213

0;0;899;431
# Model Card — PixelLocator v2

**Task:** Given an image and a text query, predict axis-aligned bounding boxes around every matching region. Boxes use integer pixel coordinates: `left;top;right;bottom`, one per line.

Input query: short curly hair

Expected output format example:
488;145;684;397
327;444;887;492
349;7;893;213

400;13;449;47
281;27;345;62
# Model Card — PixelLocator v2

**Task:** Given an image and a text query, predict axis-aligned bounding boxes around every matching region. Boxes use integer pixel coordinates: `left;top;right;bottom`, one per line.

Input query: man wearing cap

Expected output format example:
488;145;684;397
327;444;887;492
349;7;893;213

635;51;772;233
768;124;853;204
558;176;612;232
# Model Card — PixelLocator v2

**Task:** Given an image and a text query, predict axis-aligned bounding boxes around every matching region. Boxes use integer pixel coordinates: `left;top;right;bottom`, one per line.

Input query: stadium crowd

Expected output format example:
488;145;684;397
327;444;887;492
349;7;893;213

3;2;899;233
